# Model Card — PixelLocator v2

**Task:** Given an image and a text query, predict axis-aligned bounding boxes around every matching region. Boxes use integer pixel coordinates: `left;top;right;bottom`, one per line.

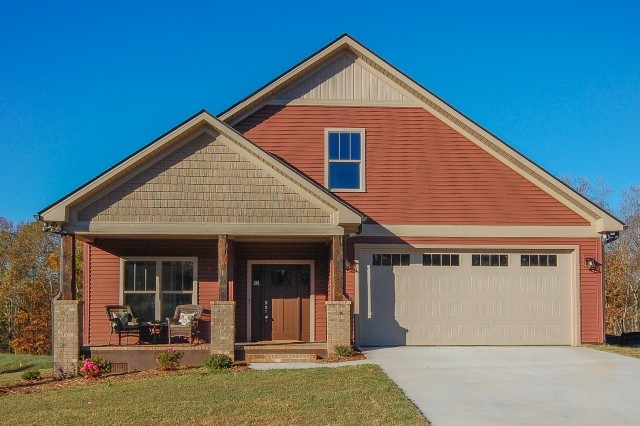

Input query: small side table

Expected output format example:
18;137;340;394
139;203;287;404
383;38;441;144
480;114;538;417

146;321;166;344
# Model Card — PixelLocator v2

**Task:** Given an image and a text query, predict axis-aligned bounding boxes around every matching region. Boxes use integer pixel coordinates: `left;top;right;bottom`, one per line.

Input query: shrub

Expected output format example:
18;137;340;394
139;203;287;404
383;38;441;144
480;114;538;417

21;369;42;380
78;356;112;378
156;347;184;370
334;345;354;358
203;354;233;371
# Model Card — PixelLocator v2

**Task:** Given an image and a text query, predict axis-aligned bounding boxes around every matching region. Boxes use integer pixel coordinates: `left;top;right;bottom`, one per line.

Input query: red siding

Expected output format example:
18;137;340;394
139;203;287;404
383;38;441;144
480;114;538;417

235;105;588;226
234;242;329;342
84;239;331;344
347;236;604;344
85;239;218;345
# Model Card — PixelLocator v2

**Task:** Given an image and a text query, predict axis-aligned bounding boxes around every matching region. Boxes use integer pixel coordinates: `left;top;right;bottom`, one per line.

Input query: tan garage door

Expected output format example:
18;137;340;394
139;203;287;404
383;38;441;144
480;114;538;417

356;251;574;346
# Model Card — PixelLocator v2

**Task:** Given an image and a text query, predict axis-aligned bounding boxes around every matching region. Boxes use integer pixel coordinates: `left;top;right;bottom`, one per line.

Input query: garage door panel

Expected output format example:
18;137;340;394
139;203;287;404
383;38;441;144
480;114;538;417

357;251;573;346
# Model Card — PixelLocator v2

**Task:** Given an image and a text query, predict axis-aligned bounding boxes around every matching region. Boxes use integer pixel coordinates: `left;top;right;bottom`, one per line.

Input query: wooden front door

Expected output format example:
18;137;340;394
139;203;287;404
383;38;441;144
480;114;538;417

251;264;310;342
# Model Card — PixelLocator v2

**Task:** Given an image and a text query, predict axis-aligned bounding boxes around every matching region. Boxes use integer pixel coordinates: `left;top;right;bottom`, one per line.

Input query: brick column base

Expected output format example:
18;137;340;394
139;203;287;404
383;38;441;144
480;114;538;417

326;301;352;355
53;300;82;378
210;301;236;360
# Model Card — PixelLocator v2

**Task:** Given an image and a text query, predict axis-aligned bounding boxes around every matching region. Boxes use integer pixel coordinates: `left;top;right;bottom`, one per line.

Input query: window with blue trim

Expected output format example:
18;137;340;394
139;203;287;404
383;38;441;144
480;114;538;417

326;129;365;191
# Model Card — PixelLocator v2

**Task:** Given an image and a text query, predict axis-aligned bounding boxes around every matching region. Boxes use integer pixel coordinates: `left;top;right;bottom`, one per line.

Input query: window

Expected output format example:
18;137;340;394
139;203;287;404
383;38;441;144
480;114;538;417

471;254;509;267
122;258;197;322
372;253;410;266
521;254;558;267
423;253;460;266
326;129;365;191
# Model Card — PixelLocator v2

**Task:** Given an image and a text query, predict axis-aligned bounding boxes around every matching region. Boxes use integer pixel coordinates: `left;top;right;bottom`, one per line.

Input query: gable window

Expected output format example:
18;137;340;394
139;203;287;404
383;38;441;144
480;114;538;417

122;258;197;322
325;128;365;191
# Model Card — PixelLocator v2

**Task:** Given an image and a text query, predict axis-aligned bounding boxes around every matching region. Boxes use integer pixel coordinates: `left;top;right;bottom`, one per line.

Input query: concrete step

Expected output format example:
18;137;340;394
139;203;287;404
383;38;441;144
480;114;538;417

245;352;319;363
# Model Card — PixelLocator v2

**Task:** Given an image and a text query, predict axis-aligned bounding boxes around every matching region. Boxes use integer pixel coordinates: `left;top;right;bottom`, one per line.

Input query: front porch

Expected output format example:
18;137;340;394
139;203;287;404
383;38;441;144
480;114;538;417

83;342;329;371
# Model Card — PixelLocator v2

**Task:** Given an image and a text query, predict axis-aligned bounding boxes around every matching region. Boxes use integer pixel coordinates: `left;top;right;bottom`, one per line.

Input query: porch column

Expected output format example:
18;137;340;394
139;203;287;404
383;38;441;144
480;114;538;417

331;235;344;301
60;234;76;300
326;301;352;354
210;301;236;360
53;300;82;378
218;235;229;301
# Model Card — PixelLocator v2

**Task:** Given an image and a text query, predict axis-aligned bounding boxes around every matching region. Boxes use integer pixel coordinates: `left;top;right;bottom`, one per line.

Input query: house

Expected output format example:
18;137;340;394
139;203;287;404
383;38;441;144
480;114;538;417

38;34;623;373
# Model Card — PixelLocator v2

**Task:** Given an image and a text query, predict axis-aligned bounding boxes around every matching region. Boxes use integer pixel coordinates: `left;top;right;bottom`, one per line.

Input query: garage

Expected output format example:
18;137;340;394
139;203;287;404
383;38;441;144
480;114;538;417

356;250;575;346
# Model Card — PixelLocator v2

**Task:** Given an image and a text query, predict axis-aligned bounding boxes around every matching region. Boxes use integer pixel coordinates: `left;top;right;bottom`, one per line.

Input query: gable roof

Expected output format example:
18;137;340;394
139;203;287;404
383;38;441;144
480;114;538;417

219;33;624;234
38;111;362;236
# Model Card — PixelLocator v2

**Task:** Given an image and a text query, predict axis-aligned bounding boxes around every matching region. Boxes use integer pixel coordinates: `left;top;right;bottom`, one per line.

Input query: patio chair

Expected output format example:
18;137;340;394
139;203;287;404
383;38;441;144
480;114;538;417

105;305;142;345
166;304;203;344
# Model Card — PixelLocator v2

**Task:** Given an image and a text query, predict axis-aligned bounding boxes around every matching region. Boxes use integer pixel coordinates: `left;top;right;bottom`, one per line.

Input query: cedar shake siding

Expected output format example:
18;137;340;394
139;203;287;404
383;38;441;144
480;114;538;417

77;132;331;225
235;105;588;226
346;236;604;344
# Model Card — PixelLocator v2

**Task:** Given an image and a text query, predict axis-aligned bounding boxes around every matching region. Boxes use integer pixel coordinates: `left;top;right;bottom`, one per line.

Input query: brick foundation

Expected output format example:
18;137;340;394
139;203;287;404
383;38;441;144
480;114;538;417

210;301;236;360
53;300;82;378
326;301;352;354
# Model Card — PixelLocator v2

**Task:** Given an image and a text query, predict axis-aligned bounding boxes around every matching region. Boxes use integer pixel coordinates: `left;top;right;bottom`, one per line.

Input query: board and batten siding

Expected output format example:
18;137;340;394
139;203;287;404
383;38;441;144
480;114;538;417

235;105;588;226
233;242;329;343
76;132;331;225
84;239;218;345
346;236;603;344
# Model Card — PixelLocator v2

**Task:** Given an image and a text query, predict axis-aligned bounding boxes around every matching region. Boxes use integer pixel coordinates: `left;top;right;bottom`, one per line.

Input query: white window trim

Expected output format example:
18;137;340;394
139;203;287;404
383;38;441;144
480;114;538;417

324;127;366;192
120;256;198;321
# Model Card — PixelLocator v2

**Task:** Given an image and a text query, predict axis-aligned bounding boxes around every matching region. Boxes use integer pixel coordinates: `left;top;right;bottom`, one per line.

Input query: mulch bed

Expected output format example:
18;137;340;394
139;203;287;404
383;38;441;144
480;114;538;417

0;353;366;397
0;364;251;397
317;350;366;363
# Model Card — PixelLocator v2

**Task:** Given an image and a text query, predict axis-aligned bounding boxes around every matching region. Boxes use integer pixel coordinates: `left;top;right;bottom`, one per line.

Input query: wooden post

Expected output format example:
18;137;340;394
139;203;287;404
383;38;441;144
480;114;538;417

332;235;344;301
60;234;76;300
218;235;229;301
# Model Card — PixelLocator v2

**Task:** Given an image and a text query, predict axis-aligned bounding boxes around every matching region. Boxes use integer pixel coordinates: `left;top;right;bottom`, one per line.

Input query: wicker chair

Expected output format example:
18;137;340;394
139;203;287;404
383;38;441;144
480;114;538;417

105;305;141;345
166;305;203;344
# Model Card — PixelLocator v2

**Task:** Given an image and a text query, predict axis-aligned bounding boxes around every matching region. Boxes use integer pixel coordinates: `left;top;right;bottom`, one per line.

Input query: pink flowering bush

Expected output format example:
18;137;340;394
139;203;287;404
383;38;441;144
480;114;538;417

156;347;184;370
78;356;112;378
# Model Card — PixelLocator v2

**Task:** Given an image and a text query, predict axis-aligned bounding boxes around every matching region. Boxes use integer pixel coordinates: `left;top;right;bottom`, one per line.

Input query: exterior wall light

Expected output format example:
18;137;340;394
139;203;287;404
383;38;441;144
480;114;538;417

585;257;599;271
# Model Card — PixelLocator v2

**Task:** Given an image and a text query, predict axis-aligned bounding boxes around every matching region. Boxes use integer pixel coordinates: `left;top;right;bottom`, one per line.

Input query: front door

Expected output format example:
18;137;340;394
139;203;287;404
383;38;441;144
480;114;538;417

251;264;310;341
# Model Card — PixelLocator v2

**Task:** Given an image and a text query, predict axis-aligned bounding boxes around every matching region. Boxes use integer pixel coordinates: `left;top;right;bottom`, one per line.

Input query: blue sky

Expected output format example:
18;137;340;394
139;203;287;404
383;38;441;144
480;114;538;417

1;1;638;223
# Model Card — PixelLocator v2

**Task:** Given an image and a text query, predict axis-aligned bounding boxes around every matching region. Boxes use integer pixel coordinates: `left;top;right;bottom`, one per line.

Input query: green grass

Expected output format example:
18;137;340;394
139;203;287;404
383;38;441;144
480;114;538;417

0;365;427;425
0;353;53;385
583;344;640;359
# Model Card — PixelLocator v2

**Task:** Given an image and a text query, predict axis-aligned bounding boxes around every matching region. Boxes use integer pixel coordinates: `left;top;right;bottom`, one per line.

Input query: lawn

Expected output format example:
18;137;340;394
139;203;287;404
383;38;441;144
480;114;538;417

0;353;53;385
0;363;427;425
583;344;640;359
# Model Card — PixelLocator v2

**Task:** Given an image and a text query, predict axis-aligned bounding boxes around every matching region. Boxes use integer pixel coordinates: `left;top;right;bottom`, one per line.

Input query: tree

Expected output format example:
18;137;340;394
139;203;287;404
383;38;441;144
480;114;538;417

562;175;613;211
562;177;640;334
0;218;83;354
604;185;640;334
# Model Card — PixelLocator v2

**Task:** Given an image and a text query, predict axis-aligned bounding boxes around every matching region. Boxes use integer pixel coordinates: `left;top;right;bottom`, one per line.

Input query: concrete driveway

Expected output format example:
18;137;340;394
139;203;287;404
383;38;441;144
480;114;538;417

364;346;640;425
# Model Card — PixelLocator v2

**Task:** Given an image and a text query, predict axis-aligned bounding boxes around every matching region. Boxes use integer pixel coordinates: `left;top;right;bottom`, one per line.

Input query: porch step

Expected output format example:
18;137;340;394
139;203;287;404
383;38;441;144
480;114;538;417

236;342;327;363
245;352;318;363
